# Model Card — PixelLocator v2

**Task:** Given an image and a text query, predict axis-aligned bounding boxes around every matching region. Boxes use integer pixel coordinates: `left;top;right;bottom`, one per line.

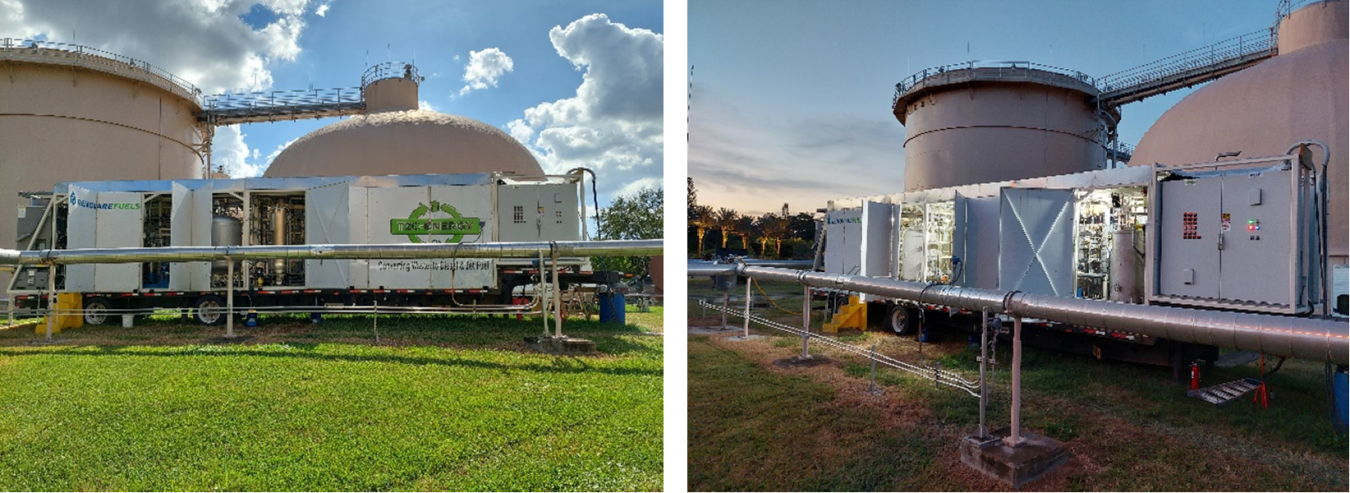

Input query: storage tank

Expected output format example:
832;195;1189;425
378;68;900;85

0;40;206;289
264;63;543;178
210;215;242;273
1128;0;1348;265
892;63;1108;192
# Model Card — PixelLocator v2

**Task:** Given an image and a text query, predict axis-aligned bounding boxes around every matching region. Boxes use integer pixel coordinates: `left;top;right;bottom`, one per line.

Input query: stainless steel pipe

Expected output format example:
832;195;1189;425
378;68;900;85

0;240;662;266
691;263;1350;364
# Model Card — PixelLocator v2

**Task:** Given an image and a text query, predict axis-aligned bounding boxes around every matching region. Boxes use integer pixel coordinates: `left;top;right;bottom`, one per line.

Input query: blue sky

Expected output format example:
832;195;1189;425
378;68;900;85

689;0;1282;215
2;0;663;206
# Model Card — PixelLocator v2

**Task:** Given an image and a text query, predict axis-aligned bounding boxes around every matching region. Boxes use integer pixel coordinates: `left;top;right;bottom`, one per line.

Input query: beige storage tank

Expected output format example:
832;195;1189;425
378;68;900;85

264;63;543;179
0;40;206;289
1128;0;1348;263
893;63;1108;192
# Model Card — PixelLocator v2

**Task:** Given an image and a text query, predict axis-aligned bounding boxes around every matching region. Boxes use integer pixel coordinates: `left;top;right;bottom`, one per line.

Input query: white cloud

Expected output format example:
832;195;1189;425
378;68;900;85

507;14;663;204
458;47;514;96
212;126;297;177
419;100;436;112
0;0;312;93
314;0;331;16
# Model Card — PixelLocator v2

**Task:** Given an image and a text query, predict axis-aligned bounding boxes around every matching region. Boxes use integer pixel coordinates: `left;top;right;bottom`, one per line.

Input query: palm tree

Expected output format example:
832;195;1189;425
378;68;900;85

689;204;715;256
714;207;740;249
758;214;789;258
734;215;756;250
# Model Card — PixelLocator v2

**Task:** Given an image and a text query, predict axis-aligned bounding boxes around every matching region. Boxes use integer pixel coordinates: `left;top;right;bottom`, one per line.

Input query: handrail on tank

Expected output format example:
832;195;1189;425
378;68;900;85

0;38;204;105
361;61;423;88
893;60;1098;107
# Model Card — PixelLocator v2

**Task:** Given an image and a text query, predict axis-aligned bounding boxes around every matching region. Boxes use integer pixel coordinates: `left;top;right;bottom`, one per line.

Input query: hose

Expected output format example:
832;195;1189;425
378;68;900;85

566;167;601;240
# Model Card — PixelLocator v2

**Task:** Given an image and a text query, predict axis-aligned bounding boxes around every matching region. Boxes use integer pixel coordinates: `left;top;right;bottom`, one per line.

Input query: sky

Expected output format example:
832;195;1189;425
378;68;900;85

689;0;1285;216
0;0;663;206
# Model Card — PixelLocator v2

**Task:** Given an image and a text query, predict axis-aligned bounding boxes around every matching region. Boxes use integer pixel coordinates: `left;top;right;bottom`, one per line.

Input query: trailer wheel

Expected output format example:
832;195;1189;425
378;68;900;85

83;297;112;326
888;304;918;335
193;295;228;326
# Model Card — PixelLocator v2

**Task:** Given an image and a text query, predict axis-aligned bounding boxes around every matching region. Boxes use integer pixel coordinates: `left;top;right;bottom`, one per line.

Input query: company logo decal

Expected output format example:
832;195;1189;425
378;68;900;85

390;200;482;244
69;193;141;211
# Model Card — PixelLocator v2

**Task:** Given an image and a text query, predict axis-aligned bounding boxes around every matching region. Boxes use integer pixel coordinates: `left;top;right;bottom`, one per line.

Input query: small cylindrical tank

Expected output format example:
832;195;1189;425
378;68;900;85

211;215;242;272
1109;228;1144;304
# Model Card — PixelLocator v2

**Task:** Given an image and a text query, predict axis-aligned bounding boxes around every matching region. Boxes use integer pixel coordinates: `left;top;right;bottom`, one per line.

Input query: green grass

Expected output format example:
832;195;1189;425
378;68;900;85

687;337;941;492
0;310;663;491
688;279;1349;491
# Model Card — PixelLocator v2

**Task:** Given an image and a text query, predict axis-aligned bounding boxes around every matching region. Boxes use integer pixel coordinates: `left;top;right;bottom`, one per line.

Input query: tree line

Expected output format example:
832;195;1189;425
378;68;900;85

687;178;816;259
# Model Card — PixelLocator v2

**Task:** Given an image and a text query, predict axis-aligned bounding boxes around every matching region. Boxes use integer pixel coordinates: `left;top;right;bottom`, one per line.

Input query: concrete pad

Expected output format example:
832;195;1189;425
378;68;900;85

725;335;766;342
524;335;597;356
204;335;256;344
773;355;833;368
960;427;1070;489
688;325;739;335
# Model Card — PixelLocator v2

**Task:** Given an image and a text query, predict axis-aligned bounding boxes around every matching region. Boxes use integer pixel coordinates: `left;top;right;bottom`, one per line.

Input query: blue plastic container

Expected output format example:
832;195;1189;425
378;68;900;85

1335;368;1348;430
598;292;626;325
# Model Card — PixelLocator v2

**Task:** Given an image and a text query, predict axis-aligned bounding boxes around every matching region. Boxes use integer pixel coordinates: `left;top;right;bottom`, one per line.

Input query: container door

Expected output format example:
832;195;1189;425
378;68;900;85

169;182;212;291
860;201;894;278
998;187;1075;297
1218;169;1293;306
496;184;544;242
859;201;894;302
1156;178;1223;300
823;208;862;276
305;182;351;289
535;183;581;242
91;191;144;292
63;186;96;292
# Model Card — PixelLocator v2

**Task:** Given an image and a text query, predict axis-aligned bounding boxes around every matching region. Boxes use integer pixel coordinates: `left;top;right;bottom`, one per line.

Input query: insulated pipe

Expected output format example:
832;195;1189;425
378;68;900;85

689;263;1350;364
0;240;663;266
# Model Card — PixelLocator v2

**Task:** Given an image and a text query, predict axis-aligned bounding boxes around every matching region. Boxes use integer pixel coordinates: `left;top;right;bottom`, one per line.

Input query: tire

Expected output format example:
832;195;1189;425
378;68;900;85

887;304;919;335
193;295;228;326
83;297;112;326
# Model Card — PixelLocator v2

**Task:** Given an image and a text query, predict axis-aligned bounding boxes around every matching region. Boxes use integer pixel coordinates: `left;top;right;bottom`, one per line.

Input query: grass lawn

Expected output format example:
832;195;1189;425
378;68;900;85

0;307;663;491
687;280;1349;491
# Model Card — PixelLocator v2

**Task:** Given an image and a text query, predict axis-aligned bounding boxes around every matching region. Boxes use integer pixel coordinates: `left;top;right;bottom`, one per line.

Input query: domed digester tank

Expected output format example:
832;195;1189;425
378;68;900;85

892;63;1109;192
0;40;206;288
1128;0;1348;266
264;62;543;179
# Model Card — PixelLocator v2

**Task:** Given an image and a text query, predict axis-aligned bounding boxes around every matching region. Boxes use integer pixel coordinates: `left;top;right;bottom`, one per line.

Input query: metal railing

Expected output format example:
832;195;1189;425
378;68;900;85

361;61;423;87
1094;29;1275;106
893;61;1098;108
0;38;204;105
199;87;365;125
699;298;981;396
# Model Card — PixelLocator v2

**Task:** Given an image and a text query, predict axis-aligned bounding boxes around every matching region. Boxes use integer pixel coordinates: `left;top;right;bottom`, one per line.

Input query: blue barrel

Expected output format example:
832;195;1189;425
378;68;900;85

1335;368;1348;430
598;292;626;325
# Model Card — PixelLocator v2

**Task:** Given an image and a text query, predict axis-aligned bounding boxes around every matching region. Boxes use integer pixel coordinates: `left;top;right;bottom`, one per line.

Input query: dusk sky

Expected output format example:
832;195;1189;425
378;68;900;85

689;0;1281;216
1;0;663;206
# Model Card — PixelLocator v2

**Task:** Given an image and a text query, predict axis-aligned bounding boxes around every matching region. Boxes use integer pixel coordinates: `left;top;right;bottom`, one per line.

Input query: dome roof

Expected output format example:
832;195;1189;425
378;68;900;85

263;109;543;178
1129;0;1348;257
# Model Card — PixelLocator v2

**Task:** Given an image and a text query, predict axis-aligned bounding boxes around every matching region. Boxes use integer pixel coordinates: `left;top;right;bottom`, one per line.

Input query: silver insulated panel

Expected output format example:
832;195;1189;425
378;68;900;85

999;187;1075;297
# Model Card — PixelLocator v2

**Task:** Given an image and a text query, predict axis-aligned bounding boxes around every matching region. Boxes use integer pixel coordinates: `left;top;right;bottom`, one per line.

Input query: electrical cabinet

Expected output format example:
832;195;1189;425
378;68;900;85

1149;155;1315;314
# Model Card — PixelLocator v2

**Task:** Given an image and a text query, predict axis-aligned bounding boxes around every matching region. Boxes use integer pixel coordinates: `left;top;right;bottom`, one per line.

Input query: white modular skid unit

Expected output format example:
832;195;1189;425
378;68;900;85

823;165;1152;299
17;173;587;295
